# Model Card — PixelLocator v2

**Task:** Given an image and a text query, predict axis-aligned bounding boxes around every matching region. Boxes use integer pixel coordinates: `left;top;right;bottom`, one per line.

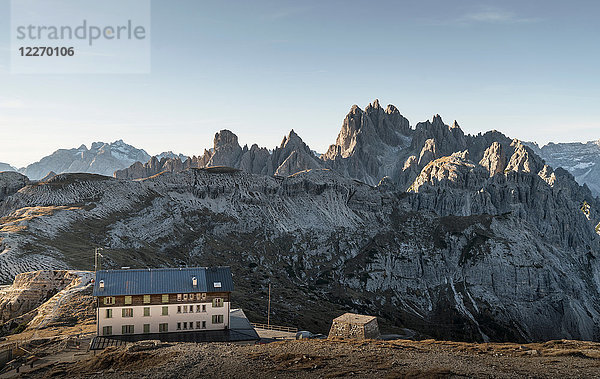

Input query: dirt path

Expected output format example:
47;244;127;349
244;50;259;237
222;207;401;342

13;338;600;378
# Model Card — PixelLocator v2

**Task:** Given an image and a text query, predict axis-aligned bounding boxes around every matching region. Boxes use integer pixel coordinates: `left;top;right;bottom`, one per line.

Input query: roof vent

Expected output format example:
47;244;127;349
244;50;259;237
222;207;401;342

99;280;105;289
192;277;198;287
214;282;222;288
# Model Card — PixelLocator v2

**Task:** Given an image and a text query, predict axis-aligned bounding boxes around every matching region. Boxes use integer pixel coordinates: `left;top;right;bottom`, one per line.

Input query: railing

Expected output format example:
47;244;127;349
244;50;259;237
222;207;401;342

251;323;298;333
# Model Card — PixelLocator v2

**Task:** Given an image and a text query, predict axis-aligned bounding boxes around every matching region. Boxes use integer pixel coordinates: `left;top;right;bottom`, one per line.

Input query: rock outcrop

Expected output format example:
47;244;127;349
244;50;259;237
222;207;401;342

0;270;93;334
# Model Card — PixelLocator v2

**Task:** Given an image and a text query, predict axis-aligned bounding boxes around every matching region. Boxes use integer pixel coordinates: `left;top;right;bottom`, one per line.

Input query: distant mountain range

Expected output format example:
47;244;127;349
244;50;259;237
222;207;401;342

0;142;190;181
0;163;15;172
1;100;600;342
1;107;599;197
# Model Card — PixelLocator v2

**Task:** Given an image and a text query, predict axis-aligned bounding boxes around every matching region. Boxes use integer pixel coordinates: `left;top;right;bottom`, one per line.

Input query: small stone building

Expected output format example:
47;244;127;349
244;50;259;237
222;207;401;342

328;313;380;339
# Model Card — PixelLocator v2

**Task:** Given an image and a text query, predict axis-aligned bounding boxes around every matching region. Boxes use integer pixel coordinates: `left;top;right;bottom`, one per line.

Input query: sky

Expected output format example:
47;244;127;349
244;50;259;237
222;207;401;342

1;0;599;167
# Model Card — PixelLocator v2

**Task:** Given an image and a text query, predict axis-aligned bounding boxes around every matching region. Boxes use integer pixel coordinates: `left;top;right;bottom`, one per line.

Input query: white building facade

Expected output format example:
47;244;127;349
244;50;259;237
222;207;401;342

93;267;233;337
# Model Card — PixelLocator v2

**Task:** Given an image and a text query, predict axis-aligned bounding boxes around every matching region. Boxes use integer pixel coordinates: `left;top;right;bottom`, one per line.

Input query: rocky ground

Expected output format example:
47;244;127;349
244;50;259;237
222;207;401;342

5;337;600;378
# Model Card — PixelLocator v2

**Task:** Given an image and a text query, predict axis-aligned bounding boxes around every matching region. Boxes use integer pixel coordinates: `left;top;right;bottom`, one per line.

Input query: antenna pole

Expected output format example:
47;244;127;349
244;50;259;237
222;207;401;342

267;283;271;327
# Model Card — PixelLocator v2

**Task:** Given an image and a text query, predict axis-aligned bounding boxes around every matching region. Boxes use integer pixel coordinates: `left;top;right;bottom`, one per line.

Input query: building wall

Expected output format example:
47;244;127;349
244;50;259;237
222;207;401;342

97;301;230;336
97;292;230;308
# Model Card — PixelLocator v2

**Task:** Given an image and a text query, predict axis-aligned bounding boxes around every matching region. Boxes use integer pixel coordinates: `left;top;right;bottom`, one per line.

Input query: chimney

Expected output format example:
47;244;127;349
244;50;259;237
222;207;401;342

192;276;198;287
99;280;105;289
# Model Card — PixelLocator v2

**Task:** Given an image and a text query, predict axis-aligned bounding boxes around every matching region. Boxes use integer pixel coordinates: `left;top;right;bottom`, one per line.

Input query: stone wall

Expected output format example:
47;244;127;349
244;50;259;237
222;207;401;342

328;318;380;339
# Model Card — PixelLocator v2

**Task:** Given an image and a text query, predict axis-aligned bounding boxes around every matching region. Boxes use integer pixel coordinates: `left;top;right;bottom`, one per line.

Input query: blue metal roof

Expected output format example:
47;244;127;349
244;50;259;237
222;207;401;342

93;267;233;297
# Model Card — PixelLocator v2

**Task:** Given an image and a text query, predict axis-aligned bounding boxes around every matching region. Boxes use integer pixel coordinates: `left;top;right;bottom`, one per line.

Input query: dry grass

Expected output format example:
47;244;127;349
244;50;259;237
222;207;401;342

0;206;82;233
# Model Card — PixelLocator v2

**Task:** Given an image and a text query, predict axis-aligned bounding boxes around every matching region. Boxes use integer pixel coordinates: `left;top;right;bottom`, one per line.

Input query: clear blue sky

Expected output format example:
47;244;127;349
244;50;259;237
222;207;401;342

1;0;599;167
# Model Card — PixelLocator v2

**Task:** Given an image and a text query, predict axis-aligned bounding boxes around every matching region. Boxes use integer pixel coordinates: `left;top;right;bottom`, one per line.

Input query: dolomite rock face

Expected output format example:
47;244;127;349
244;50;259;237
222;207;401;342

409;153;487;194
321;100;412;185
479;142;506;177
418;139;437;166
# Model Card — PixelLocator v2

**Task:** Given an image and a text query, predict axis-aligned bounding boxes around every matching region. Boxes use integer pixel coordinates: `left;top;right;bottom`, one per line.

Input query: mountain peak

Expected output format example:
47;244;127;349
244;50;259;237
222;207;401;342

350;104;362;114
432;114;444;125
385;104;399;114
280;129;304;149
213;130;240;150
451;120;461;129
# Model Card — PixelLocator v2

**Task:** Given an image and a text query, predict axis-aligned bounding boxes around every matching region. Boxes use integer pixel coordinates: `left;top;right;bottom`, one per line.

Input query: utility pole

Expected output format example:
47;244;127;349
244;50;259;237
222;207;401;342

267;283;271;328
94;247;103;339
94;247;103;272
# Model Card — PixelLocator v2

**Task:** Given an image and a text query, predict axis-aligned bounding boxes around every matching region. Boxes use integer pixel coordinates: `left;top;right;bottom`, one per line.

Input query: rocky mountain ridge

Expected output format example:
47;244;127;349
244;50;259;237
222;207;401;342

0;159;599;342
115;129;322;180
113;101;600;201
1;101;600;342
5;101;599;196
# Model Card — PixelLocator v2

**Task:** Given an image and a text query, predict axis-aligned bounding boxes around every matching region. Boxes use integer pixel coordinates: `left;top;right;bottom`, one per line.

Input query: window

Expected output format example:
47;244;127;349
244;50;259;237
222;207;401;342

212;298;223;308
143;324;150;333
122;308;133;317
159;323;168;332
189;293;194;300
122;325;134;334
201;293;206;301
102;326;112;336
105;309;112;319
196;293;201;301
103;297;115;305
202;321;206;329
162;294;169;303
183;322;187;330
177;306;181;314
124;296;132;305
196;305;201;313
212;315;224;324
177;322;181;330
183;305;188;313
196;321;201;329
202;304;206;312
162;306;169;316
183;294;188;301
143;295;151;304
177;294;182;301
143;307;150;317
